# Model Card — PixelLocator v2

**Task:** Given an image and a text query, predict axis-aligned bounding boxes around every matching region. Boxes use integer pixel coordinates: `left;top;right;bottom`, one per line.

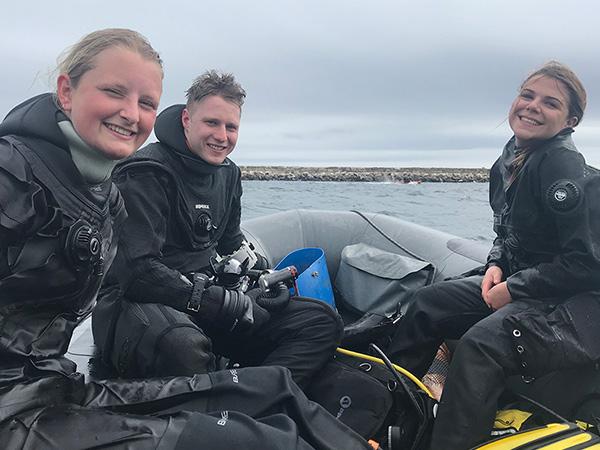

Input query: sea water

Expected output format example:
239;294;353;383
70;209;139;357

241;181;494;243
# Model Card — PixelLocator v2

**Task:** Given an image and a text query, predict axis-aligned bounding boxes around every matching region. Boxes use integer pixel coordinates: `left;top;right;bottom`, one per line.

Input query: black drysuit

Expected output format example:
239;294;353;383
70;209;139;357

0;94;370;450
388;129;600;449
92;104;342;387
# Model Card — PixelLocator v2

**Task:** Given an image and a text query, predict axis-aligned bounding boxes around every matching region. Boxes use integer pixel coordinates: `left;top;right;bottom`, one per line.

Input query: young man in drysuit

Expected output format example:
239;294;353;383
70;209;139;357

93;70;342;389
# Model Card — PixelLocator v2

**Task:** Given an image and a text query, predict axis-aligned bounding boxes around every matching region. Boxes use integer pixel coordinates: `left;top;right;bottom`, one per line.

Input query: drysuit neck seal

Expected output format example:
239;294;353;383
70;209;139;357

58;119;118;184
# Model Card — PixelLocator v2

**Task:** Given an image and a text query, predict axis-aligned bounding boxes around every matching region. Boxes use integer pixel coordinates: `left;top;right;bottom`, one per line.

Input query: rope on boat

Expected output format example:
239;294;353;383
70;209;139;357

350;210;427;262
350;210;438;280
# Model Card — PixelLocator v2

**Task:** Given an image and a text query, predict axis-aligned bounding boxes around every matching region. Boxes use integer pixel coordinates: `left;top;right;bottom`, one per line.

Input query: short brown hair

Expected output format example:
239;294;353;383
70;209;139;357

185;70;246;110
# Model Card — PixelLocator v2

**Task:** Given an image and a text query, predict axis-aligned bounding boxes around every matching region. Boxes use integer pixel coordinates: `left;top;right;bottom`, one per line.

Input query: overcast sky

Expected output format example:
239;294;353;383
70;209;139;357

3;0;600;167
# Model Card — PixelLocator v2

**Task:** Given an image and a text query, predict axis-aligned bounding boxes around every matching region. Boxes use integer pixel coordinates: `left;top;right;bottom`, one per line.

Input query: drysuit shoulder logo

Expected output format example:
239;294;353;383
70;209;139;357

336;395;352;418
554;189;567;202
546;179;581;214
340;396;352;408
229;369;239;383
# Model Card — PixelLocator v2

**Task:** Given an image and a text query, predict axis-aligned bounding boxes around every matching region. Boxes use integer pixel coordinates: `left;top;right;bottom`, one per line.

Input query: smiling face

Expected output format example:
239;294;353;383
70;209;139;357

57;46;163;160
508;75;578;148
182;95;240;165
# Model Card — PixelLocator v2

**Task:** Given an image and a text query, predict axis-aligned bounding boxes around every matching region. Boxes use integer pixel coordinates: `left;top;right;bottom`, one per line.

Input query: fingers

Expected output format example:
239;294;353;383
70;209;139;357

481;274;493;298
485;282;512;311
481;266;503;298
481;276;495;309
275;282;290;298
492;270;502;284
481;279;491;296
488;266;503;284
256;283;290;312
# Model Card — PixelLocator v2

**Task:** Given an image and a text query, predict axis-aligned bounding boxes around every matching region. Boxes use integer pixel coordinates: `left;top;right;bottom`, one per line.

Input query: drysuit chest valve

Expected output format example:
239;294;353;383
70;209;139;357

65;219;104;275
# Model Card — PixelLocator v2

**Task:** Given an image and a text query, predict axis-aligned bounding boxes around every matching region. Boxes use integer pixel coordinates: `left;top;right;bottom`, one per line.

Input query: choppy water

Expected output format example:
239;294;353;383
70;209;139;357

241;181;494;243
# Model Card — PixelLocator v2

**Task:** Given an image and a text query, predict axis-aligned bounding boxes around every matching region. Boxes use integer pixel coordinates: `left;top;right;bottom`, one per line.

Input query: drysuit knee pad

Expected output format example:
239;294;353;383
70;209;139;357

152;326;216;377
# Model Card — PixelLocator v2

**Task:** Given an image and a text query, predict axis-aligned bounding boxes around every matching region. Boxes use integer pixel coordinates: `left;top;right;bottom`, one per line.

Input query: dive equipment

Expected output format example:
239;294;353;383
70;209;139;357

257;265;298;293
65;219;103;275
211;241;259;289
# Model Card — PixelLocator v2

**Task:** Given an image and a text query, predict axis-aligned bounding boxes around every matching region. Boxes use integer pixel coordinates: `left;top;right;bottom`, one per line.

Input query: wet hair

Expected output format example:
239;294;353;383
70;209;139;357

185;70;246;110
521;60;586;126
56;28;163;88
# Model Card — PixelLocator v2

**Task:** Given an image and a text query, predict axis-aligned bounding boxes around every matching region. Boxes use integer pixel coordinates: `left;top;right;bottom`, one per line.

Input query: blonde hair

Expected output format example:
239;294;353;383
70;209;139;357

56;28;163;88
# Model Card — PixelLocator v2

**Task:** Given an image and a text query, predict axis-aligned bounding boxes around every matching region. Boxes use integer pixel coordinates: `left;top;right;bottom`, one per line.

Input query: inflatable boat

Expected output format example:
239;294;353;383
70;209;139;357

69;208;489;366
66;209;600;449
243;209;488;282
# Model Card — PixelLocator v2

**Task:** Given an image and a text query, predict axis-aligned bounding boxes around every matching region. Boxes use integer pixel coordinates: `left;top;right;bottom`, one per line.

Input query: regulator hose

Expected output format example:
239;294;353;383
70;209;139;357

336;347;433;398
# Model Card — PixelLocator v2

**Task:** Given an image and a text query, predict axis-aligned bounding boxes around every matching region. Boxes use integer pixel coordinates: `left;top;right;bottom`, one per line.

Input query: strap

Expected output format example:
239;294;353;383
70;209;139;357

187;273;209;313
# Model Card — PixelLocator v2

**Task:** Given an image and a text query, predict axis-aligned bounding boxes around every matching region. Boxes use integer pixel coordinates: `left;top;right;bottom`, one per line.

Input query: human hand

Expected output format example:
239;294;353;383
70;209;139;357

201;286;270;333
481;266;503;299
248;282;290;312
485;281;512;311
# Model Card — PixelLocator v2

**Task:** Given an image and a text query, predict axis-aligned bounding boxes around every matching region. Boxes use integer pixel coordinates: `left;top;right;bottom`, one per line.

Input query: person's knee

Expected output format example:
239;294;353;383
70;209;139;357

452;323;510;371
211;365;297;399
292;298;343;342
455;323;489;350
176;409;298;450
411;284;444;311
153;326;216;377
403;285;464;332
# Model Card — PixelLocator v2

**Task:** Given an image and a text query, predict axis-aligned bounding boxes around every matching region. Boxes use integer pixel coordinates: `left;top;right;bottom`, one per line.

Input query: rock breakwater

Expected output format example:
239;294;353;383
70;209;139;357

240;166;489;183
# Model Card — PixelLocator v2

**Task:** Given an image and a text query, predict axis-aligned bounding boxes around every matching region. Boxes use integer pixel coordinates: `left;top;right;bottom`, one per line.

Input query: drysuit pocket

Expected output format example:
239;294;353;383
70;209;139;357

559;292;600;362
504;294;600;378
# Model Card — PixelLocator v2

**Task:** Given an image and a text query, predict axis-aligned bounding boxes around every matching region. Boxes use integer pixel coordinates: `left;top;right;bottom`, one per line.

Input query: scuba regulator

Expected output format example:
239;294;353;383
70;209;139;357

209;241;259;290
209;241;298;297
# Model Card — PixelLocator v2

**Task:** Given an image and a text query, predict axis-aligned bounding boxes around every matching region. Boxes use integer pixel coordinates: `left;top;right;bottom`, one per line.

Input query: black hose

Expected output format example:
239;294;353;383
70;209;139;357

513;392;570;424
369;343;424;420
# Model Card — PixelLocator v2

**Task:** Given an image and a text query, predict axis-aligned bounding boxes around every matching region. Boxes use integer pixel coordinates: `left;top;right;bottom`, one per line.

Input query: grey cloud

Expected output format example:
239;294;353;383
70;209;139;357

2;0;600;167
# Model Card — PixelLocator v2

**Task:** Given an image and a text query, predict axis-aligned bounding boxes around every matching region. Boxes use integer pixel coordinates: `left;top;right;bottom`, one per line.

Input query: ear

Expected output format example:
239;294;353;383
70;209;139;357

181;107;190;132
56;74;74;114
566;116;579;128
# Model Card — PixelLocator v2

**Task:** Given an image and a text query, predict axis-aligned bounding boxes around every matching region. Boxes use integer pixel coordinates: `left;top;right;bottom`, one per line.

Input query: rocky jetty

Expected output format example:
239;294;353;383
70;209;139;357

240;166;489;183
